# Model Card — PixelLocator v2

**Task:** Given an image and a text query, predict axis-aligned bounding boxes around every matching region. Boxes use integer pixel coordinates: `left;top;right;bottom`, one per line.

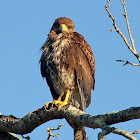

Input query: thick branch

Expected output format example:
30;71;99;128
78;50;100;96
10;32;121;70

0;106;140;136
0;132;21;140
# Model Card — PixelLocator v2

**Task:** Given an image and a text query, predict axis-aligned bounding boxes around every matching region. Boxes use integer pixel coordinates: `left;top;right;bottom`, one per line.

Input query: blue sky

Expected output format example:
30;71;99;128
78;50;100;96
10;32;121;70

0;0;140;140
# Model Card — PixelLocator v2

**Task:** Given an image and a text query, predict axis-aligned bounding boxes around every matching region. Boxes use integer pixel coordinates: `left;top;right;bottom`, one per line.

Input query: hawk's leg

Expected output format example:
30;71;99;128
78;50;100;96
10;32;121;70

45;93;63;109
56;89;70;110
45;89;70;110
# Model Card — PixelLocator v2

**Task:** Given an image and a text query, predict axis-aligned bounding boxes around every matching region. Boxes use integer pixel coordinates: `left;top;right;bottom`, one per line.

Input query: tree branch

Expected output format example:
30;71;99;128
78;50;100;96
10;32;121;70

0;106;140;139
0;132;21;140
105;0;140;65
116;60;140;66
47;124;63;140
112;127;137;140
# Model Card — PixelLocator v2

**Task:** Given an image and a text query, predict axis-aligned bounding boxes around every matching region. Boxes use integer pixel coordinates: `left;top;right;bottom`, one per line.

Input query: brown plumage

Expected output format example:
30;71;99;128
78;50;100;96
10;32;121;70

40;17;95;140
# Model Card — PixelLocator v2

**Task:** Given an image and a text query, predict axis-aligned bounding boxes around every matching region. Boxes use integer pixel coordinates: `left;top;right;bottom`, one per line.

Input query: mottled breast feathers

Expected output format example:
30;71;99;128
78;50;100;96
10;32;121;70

40;17;95;111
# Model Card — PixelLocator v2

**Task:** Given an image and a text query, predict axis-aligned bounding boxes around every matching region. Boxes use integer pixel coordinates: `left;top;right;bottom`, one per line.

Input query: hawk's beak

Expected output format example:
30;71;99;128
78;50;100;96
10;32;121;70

60;24;68;32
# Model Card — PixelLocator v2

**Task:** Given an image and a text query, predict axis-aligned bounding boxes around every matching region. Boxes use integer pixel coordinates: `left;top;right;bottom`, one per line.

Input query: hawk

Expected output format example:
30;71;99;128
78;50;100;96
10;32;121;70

40;17;95;140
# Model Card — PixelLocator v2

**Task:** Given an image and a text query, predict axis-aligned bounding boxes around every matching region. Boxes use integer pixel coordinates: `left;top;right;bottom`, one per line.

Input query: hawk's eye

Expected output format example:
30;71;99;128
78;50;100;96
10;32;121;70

67;26;71;29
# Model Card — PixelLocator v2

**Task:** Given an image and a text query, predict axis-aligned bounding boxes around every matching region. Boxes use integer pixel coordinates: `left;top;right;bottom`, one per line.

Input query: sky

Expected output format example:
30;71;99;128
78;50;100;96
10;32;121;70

0;0;140;140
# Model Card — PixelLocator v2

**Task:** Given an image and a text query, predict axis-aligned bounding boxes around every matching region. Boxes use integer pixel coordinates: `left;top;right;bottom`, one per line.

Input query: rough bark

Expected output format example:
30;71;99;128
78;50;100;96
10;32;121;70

0;106;140;139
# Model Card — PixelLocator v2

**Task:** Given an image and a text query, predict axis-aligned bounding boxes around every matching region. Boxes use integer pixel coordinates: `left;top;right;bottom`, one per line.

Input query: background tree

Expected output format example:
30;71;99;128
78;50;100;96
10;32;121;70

0;0;140;140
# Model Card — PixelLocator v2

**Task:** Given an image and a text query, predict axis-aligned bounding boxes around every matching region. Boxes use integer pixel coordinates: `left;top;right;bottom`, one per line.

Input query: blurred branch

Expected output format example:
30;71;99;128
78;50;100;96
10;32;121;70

105;0;140;65
22;135;30;140
0;105;140;140
0;132;22;140
130;130;140;135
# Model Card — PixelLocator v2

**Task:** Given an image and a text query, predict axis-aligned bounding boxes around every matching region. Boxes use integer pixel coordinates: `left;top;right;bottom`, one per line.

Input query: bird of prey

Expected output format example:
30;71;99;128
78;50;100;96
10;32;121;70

40;17;95;140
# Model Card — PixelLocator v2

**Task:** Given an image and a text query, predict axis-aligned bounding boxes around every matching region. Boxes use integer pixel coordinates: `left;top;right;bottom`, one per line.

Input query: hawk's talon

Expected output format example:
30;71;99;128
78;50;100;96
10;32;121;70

45;101;54;109
44;89;70;110
58;89;70;110
58;100;68;110
54;100;63;106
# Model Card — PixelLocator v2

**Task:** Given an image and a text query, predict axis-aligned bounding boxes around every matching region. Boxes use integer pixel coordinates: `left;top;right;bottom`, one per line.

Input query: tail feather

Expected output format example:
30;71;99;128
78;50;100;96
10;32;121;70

74;124;87;140
66;119;87;140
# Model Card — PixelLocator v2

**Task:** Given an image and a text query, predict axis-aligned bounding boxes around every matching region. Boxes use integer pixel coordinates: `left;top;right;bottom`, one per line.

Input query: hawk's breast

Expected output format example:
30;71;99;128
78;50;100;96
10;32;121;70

44;34;75;97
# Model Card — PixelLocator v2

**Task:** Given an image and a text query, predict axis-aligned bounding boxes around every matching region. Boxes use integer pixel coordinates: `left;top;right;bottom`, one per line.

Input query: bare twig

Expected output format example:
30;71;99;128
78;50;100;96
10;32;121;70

130;129;140;135
47;124;63;140
22;135;30;140
112;127;137;140
121;0;135;50
121;0;140;62
105;0;140;64
116;60;140;66
109;29;116;32
98;125;139;140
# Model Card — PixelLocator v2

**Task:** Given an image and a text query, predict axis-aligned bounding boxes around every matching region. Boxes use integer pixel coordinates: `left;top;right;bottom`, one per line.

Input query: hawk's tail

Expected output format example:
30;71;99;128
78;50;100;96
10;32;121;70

74;124;87;140
66;119;87;140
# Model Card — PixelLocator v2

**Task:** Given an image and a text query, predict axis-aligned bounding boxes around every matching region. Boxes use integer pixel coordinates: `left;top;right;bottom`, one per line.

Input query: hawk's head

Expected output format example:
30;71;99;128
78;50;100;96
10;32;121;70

50;17;75;34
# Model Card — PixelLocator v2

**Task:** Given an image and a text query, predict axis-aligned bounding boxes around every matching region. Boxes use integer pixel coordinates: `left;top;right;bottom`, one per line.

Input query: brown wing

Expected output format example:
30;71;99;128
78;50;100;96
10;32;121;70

68;32;95;109
71;32;95;90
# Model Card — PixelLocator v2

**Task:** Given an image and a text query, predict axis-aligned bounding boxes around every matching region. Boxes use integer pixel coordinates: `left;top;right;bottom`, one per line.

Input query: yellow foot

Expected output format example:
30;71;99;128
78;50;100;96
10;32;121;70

57;89;70;110
45;89;70;110
57;100;68;110
45;101;54;109
45;92;64;109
